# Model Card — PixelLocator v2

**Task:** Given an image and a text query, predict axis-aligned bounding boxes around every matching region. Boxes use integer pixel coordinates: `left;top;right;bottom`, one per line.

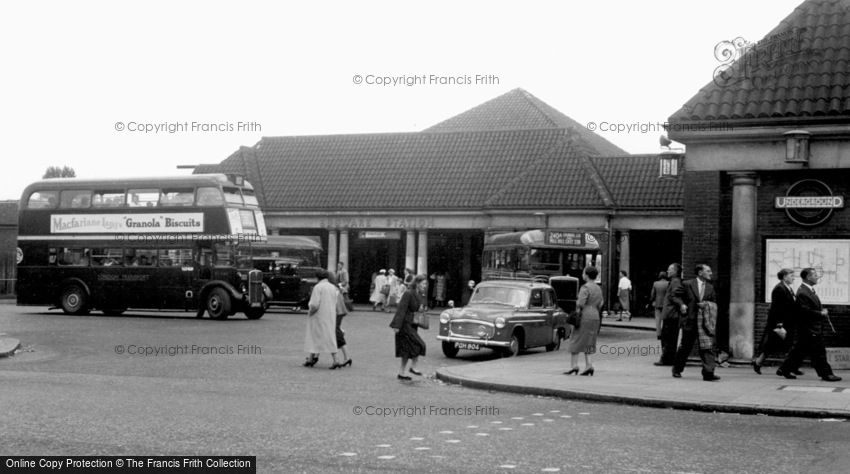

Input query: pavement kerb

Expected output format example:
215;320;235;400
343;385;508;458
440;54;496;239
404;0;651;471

434;367;850;419
0;337;22;358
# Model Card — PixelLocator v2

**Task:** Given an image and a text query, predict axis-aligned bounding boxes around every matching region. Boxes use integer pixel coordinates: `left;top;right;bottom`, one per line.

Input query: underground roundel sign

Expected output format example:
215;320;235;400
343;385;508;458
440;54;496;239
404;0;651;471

775;179;844;226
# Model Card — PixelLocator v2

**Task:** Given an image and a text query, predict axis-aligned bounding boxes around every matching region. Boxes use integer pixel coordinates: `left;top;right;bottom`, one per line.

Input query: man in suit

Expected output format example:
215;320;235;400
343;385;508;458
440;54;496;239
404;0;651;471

654;263;684;366
752;268;798;374
778;268;841;382
672;264;720;381
650;271;669;339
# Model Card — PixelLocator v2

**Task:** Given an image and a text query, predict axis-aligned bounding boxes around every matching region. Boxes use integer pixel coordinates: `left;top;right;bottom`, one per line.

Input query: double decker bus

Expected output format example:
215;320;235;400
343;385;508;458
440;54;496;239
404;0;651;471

16;174;270;320
482;229;601;282
482;229;602;312
250;235;324;310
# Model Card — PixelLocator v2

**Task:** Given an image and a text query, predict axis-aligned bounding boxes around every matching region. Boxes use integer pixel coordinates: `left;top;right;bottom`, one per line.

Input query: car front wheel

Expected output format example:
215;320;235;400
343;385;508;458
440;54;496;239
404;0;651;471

502;334;521;358
206;288;231;320
442;341;459;358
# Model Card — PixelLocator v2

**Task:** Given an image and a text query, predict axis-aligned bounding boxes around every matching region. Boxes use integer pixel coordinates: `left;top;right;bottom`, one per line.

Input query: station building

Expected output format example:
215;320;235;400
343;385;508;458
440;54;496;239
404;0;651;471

199;89;683;306
668;0;850;357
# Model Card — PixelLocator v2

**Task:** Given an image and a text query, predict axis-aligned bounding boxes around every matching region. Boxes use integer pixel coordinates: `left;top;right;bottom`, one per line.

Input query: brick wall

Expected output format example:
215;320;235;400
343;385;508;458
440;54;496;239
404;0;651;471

682;171;732;351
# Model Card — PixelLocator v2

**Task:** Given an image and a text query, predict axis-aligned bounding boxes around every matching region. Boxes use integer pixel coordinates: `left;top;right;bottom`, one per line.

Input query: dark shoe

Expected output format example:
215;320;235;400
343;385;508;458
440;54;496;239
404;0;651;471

580;367;594;376
703;374;721;382
752;361;762;375
672;371;682;378
776;369;796;379
653;361;672;367
329;362;343;370
793;369;804;376
303;356;318;367
409;368;423;376
563;367;579;375
342;359;353;367
397;374;412;381
822;374;842;382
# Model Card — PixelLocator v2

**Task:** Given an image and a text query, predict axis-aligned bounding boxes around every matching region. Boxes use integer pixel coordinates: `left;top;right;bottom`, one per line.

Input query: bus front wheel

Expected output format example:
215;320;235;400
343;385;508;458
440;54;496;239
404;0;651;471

60;285;90;315
206;288;231;320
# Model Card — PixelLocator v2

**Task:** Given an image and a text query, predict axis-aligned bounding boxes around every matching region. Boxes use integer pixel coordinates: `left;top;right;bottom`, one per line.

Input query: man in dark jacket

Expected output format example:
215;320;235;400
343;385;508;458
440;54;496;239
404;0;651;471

777;268;841;382
752;268;797;374
672;264;719;381
654;263;684;366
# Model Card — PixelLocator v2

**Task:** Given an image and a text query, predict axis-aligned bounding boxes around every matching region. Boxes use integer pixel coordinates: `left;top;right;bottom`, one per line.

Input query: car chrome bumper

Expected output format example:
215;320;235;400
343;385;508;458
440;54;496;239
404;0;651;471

436;335;511;348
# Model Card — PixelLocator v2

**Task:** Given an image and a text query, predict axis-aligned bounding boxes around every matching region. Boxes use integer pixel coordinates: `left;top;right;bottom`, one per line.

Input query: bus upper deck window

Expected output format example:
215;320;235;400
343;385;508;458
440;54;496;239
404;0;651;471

60;190;92;209
128;189;159;207
223;187;243;205
92;191;125;208
27;190;59;209
196;187;224;206
161;188;195;206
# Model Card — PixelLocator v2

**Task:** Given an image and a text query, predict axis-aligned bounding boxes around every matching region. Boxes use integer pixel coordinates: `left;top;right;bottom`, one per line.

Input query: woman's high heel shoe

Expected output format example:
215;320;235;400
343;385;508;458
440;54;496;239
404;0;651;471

303;355;318;367
563;367;580;375
580;367;595;376
342;359;353;367
329;362;343;370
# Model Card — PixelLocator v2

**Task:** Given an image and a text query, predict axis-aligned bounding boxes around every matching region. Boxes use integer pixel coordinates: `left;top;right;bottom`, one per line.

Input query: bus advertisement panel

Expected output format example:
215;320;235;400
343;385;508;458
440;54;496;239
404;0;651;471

16;174;270;320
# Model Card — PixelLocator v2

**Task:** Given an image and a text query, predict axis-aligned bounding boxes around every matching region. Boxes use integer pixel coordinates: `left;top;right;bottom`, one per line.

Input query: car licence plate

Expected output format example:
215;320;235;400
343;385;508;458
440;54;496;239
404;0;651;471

455;342;480;351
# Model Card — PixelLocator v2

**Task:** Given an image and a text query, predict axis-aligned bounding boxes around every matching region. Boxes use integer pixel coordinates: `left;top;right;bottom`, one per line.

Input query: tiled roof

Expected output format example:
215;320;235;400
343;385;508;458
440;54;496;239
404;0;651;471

591;155;683;209
0;201;19;226
669;0;850;124
426;88;629;155
207;129;621;210
205;131;681;211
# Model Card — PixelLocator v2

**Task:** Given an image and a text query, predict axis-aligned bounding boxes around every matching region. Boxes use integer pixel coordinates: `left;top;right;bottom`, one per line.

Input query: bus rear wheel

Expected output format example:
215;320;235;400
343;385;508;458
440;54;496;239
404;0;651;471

60;285;90;315
206;288;231;320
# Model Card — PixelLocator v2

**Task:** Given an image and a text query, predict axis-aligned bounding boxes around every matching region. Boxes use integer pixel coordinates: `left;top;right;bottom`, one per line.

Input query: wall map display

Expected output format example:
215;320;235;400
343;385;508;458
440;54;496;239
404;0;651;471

765;239;850;304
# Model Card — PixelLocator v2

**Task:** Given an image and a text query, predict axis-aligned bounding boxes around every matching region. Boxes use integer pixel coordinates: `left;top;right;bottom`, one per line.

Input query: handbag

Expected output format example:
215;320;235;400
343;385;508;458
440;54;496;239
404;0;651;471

380;284;390;296
413;311;429;330
566;310;581;329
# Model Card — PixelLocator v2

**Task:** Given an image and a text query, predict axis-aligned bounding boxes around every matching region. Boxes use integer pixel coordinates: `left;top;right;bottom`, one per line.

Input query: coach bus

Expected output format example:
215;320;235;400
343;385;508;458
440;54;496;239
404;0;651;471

482;229;601;282
250;235;324;310
16;174;270;320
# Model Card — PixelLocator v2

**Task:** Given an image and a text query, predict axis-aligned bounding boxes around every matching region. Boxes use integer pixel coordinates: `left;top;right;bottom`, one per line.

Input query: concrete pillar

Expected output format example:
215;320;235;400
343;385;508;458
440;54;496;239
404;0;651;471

405;231;416;273
729;172;758;360
618;230;630;277
417;230;428;277
338;230;349;273
327;230;338;273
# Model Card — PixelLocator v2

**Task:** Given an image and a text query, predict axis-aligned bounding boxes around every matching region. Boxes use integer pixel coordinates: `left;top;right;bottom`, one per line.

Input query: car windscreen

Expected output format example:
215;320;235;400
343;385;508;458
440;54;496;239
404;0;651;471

469;287;528;307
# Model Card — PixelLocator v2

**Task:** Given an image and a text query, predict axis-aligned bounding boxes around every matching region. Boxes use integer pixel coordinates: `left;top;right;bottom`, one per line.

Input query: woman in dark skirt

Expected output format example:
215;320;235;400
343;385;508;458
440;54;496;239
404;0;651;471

390;274;428;380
